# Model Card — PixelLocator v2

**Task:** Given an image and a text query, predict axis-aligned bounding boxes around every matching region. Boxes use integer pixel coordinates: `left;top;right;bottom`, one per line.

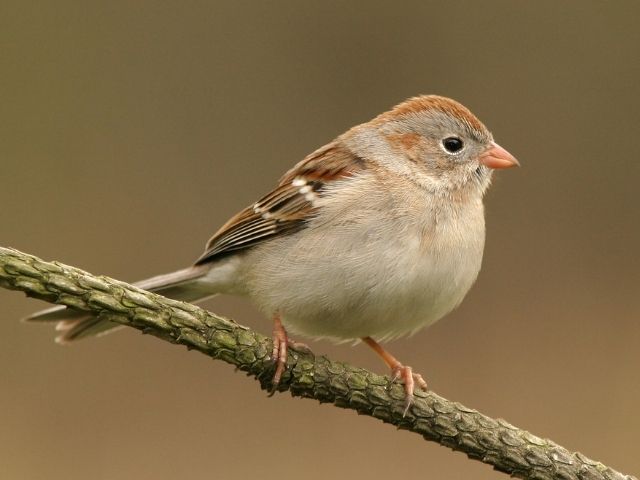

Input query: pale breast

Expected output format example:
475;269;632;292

241;173;486;341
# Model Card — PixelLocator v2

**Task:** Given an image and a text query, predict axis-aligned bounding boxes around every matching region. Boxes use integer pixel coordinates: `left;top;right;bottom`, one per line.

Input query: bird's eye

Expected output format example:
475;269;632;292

442;137;464;154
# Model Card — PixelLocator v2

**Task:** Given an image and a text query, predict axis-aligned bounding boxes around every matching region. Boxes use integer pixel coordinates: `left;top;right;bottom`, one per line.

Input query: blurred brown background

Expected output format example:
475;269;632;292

2;1;639;479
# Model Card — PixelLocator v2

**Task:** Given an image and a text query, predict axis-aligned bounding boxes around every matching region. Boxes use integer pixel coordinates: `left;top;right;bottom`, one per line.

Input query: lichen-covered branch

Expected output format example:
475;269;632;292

0;246;634;480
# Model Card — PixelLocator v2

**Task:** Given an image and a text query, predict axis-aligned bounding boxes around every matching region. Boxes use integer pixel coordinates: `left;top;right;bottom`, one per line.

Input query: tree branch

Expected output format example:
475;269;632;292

0;246;634;480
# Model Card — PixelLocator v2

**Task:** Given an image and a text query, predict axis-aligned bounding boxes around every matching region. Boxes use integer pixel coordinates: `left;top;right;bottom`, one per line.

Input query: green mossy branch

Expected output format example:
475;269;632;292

0;247;634;480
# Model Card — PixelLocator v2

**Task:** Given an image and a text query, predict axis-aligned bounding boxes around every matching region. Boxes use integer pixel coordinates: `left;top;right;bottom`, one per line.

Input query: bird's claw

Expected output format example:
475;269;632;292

389;364;428;416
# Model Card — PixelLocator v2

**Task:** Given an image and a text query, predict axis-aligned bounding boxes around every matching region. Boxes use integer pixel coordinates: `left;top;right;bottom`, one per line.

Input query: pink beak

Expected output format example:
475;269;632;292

480;142;520;169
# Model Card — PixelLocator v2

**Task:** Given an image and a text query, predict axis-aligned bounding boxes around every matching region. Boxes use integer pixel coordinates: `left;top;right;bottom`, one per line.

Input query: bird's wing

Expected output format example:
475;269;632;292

194;143;367;265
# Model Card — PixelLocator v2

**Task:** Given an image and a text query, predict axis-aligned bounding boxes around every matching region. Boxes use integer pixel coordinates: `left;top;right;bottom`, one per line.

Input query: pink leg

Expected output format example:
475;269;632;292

362;336;428;415
270;314;288;391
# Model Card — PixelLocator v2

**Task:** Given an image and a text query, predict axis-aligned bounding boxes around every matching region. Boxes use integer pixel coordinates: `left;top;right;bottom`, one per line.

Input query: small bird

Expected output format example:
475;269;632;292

28;95;518;411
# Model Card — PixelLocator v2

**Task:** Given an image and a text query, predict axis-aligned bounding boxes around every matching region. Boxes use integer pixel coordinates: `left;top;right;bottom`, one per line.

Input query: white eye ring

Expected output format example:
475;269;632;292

441;136;464;155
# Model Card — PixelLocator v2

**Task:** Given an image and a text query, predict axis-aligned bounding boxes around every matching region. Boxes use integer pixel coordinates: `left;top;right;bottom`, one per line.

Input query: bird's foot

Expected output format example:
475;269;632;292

361;336;429;416
287;338;311;354
389;363;428;416
269;315;288;394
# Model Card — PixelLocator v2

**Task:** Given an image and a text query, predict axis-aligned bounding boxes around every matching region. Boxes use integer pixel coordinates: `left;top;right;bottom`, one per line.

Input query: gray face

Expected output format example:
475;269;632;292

380;110;495;194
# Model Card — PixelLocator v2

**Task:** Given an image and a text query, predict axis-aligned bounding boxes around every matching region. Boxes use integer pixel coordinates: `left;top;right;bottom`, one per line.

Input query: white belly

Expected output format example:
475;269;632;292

241;184;486;342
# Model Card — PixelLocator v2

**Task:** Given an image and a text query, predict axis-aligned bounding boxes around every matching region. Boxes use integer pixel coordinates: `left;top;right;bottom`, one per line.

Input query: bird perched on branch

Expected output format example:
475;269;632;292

28;95;518;413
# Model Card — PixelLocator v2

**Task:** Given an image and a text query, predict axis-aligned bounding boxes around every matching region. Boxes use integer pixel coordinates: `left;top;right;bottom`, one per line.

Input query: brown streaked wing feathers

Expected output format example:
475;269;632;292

194;143;366;265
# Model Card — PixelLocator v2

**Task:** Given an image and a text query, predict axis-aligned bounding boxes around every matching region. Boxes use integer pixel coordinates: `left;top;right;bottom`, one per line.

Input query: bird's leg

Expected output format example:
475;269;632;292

270;314;289;392
362;336;428;415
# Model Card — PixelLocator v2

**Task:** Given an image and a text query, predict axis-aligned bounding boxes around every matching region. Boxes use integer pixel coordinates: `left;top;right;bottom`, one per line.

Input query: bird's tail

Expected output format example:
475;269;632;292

25;265;212;344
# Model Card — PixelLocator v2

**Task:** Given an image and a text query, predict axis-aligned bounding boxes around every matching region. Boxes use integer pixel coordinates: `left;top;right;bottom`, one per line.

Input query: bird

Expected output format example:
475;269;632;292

27;95;519;412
